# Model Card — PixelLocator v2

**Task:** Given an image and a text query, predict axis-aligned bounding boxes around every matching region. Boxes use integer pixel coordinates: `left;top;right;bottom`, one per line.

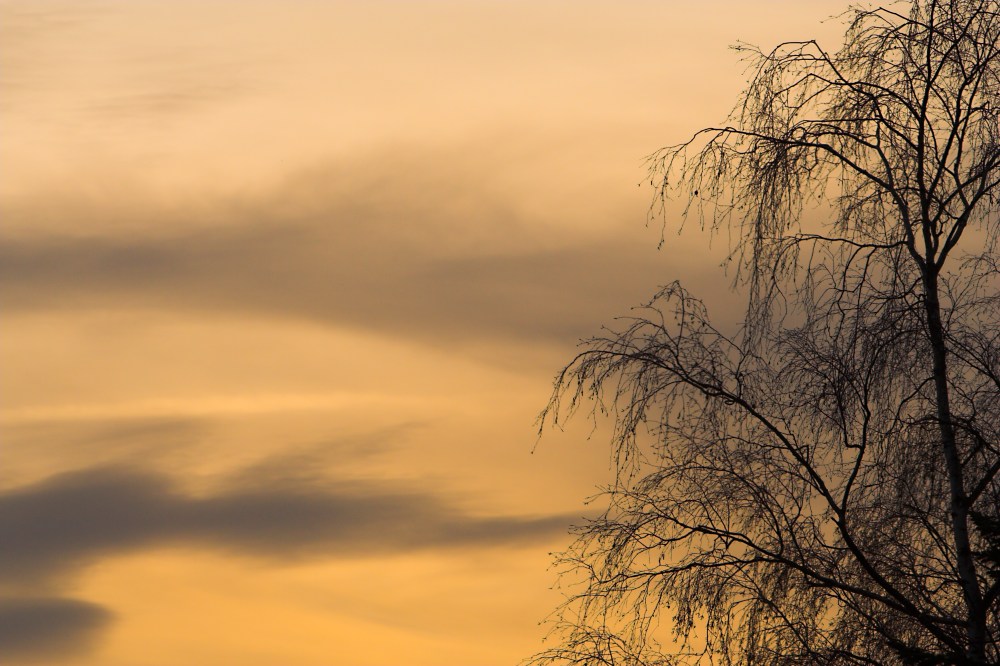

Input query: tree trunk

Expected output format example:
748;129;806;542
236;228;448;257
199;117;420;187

922;267;987;664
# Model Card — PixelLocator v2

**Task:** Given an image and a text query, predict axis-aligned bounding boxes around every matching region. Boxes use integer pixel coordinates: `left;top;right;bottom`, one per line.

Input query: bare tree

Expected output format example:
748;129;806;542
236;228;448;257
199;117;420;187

533;2;1000;665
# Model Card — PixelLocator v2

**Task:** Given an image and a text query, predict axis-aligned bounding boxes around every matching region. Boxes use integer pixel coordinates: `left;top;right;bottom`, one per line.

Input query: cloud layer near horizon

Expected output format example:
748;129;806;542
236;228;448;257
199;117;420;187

0;462;577;658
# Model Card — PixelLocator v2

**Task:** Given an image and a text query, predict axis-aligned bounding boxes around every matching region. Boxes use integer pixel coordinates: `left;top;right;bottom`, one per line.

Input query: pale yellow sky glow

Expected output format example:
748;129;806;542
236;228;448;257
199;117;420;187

2;2;846;664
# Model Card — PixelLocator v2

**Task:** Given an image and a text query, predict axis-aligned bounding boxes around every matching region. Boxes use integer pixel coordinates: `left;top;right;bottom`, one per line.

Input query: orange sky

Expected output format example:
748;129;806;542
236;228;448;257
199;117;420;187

1;2;846;664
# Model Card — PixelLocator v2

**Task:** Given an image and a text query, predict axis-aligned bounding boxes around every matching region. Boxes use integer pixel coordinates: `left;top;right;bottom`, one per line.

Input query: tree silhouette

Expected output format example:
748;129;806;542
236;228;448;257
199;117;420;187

533;2;1000;665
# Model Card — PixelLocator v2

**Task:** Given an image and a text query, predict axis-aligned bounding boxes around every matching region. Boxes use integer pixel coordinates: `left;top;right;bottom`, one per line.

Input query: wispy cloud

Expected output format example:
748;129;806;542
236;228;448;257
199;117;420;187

0;223;658;344
0;148;689;351
0;465;577;589
0;596;113;661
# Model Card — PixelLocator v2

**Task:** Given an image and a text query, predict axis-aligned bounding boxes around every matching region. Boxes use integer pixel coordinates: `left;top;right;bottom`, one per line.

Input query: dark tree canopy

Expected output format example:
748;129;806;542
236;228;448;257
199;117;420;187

533;2;1000;665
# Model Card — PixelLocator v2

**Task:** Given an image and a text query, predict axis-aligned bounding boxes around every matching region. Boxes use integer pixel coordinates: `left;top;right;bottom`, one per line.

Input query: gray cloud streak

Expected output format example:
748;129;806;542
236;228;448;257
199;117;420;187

0;153;698;350
0;596;113;661
0;466;576;587
0;225;670;346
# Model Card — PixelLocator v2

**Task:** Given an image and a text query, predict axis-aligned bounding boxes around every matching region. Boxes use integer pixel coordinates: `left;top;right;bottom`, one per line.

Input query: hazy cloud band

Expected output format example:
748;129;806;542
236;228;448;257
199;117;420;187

0;466;577;586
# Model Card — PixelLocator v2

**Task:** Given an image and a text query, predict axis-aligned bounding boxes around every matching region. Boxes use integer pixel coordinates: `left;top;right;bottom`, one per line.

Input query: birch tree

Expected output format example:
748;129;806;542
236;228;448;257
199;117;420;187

536;2;1000;664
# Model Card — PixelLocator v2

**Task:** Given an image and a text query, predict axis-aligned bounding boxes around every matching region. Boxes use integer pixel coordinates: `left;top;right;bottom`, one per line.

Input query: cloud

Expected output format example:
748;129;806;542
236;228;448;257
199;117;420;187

0;466;576;587
0;221;667;348
4;415;206;455
0;416;211;492
0;2;103;94
0;149;696;351
2;1;250;121
0;596;113;661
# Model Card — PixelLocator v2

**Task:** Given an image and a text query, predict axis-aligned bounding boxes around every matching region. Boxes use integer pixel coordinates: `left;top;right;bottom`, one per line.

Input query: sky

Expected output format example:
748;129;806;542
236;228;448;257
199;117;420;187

1;2;846;664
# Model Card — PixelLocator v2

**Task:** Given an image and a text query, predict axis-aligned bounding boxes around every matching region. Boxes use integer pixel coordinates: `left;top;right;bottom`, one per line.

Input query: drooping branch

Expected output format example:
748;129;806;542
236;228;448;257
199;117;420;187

532;4;1000;665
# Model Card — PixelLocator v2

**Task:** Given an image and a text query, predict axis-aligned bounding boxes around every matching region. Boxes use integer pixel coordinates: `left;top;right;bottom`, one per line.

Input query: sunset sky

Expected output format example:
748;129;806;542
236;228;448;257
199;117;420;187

2;2;846;664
